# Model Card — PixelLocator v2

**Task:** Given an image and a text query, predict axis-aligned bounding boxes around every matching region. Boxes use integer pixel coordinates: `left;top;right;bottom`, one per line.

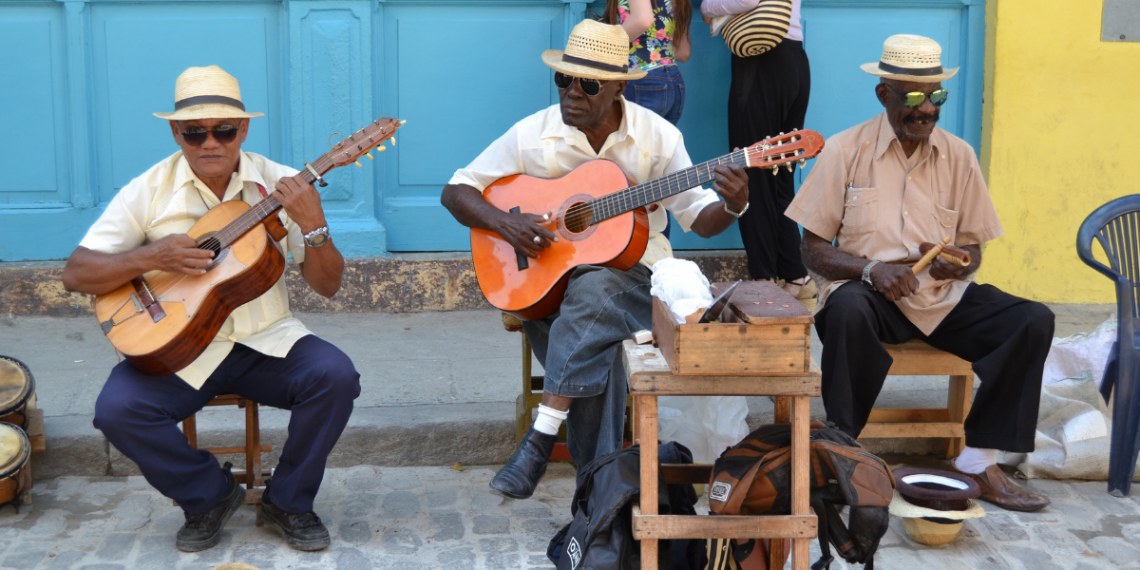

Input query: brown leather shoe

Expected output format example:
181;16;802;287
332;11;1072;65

951;464;1050;512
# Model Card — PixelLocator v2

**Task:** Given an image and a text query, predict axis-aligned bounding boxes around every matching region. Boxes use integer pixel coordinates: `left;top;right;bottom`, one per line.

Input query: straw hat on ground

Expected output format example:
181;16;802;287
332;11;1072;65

154;65;264;121
542;20;646;81
861;34;958;83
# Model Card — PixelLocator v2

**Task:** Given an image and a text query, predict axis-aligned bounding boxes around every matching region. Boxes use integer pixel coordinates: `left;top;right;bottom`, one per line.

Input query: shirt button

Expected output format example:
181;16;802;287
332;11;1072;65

906;176;911;181
904;211;909;216
644;152;649;157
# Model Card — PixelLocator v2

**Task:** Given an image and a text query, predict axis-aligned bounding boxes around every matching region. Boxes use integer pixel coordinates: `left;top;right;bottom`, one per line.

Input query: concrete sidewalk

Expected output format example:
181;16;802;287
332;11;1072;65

2;463;1138;570
0;303;1116;479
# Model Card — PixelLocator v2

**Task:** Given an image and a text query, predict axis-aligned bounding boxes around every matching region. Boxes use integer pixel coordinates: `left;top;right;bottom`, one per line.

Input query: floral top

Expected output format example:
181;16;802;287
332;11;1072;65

617;0;677;70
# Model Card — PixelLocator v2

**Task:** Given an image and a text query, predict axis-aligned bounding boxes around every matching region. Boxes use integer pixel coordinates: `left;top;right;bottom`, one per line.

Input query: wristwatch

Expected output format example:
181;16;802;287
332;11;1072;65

724;201;750;218
303;226;330;248
861;260;882;290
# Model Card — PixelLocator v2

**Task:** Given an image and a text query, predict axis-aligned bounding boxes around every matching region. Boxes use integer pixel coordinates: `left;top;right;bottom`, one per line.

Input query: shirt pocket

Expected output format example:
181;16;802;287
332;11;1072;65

840;187;879;236
934;203;959;233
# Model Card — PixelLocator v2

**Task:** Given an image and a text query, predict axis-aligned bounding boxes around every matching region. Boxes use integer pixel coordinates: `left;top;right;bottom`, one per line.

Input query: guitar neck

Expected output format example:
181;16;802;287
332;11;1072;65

209;160;330;250
589;150;750;224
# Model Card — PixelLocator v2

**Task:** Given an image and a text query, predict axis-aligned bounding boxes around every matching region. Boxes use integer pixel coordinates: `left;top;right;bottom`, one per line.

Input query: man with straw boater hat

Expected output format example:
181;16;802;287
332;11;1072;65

442;20;752;499
62;66;360;551
785;34;1054;511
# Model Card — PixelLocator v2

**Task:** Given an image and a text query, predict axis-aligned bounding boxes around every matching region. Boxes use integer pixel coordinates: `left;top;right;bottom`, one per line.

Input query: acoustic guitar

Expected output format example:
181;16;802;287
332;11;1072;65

95;117;402;376
471;129;824;321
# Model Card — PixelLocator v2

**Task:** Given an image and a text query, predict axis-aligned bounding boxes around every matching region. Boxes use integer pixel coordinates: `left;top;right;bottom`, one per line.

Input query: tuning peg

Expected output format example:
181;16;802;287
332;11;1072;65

798;159;806;169
377;145;387;152
771;167;779;176
354;161;363;168
778;132;785;136
399;120;407;125
365;152;374;160
785;163;794;172
390;137;396;146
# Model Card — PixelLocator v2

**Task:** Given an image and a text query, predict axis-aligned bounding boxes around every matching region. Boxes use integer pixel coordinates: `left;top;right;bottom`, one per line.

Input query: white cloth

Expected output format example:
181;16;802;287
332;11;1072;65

448;97;721;269
79;151;311;389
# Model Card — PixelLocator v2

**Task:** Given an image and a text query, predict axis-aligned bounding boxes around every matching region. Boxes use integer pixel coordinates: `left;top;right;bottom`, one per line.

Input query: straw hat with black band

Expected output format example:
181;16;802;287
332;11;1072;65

542;20;647;81
154;65;264;121
860;34;958;83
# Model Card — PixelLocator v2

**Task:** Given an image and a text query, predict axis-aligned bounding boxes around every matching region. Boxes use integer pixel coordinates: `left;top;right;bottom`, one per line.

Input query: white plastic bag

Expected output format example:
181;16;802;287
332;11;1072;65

657;395;750;464
1042;318;1117;388
650;258;713;322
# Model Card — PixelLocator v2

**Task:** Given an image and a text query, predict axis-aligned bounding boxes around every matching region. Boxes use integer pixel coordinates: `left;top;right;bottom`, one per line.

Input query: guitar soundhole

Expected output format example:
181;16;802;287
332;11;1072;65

196;235;226;271
564;202;594;233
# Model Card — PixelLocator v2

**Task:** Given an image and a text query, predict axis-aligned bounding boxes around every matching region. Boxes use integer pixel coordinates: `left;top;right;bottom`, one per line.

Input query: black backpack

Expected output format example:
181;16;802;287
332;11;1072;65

548;442;703;570
708;421;895;570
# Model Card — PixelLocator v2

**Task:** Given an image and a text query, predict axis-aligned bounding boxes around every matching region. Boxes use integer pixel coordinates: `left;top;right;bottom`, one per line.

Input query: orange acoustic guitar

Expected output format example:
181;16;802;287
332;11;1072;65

94;117;402;376
472;129;825;321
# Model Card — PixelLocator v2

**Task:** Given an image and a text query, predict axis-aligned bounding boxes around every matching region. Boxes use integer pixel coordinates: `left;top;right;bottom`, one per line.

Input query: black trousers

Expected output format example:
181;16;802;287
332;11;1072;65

728;40;811;281
815;282;1054;452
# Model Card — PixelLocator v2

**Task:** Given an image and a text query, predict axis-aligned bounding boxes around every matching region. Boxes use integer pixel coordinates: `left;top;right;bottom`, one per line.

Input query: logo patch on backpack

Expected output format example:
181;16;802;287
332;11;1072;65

567;537;582;569
710;481;732;502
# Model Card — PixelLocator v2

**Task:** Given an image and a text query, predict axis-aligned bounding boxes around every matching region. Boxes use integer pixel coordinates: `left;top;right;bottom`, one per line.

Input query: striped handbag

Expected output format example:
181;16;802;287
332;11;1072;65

721;0;793;58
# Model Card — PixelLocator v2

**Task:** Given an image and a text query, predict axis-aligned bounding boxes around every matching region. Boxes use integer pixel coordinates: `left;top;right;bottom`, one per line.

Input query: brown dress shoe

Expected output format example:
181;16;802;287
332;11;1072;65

952;464;1050;512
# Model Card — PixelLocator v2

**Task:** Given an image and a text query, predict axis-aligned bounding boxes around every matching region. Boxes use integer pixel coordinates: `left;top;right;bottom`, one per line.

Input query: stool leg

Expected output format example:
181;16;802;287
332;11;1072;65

638;394;659;570
790;396;811;570
183;414;198;449
519;335;532;442
245;399;265;527
946;374;974;458
775;396;791;424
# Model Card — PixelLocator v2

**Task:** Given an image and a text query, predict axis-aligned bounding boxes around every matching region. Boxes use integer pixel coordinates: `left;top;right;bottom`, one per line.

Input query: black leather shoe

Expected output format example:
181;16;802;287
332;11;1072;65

258;478;331;551
176;462;246;552
490;426;557;499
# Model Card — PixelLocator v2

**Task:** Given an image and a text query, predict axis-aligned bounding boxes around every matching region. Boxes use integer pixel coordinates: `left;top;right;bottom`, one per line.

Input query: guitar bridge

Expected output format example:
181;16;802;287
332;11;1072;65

510;206;529;271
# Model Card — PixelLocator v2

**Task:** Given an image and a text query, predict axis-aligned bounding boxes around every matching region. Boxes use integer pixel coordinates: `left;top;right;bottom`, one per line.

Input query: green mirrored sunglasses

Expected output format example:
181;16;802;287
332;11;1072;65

889;86;949;109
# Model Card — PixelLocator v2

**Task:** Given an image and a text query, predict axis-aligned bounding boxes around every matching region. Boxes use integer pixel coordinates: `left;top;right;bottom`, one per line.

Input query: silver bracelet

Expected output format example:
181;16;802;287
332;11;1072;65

724;201;749;218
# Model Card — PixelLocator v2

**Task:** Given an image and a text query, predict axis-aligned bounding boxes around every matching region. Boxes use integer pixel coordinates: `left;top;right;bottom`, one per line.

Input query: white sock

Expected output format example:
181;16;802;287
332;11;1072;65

954;446;1000;474
533;404;569;435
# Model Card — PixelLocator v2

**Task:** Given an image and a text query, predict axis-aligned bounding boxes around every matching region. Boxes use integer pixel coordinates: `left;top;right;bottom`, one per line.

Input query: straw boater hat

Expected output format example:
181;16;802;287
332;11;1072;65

861;34;958;83
153;65;264;121
542;20;647;81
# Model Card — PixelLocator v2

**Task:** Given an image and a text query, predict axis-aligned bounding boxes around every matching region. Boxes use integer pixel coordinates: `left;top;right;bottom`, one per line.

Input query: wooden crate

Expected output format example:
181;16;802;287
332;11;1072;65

651;281;813;376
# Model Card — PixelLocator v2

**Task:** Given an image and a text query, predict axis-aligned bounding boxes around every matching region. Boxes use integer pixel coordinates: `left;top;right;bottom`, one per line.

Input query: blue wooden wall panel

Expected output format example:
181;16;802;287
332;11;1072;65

0;8;67;204
0;0;985;262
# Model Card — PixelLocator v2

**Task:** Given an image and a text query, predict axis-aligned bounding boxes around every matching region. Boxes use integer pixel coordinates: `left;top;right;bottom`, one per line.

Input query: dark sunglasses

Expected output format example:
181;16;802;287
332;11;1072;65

887;85;949;109
554;72;607;97
180;124;240;146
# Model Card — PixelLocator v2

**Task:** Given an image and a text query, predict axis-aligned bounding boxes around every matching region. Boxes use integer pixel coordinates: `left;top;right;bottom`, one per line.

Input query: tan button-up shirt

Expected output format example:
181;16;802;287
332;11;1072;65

786;113;1003;334
80;151;311;388
448;97;721;268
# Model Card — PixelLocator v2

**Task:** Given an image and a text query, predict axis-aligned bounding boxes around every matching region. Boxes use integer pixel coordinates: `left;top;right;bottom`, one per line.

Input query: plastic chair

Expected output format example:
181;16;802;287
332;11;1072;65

1076;195;1140;496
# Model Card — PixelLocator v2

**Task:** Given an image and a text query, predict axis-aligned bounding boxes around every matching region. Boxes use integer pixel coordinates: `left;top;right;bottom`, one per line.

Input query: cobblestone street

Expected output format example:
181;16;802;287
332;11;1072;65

1;464;1139;569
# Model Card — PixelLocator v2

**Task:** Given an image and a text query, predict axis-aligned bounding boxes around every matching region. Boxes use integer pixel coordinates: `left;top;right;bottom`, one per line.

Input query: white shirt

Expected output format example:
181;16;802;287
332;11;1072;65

80;151;312;389
448;97;721;268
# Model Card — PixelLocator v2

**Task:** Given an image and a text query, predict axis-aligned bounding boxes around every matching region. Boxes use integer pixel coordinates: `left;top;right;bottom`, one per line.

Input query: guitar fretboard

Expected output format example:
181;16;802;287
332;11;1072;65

587;149;750;224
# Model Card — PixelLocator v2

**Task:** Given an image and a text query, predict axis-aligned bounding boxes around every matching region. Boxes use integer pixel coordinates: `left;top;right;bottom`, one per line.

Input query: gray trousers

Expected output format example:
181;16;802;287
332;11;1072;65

523;264;653;466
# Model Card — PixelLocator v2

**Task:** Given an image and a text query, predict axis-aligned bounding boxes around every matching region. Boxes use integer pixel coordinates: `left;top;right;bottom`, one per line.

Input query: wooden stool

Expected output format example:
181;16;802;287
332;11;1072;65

503;313;633;461
859;339;975;458
181;393;272;522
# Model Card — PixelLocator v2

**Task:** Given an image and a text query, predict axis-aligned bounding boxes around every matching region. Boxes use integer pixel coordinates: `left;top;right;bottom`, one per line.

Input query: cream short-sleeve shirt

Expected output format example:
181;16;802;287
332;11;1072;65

80;151;312;388
448;97;722;268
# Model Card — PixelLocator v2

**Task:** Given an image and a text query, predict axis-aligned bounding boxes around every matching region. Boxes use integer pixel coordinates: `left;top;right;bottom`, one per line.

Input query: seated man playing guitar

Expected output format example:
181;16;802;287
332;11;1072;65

442;20;750;499
61;66;360;552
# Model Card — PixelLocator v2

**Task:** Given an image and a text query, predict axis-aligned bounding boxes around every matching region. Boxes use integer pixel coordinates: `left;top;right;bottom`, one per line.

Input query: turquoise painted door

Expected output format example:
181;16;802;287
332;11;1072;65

0;0;983;261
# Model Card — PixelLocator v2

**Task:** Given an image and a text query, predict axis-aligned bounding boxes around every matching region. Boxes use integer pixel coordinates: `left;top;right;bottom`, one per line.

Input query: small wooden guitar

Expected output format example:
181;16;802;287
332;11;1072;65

95;117;402;376
471;129;824;321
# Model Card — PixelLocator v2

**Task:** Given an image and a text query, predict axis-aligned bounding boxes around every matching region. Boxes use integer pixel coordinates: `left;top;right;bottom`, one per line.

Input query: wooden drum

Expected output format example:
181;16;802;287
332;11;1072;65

0;422;30;508
0;357;34;429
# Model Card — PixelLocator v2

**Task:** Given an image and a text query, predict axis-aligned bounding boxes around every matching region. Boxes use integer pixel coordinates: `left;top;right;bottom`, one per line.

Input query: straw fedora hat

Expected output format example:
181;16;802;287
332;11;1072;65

861;34;958;83
542;20;646;81
154;65;264;121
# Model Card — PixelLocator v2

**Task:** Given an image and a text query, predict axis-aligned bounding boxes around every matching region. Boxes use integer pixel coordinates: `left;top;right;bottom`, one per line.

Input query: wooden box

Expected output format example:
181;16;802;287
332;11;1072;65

651;281;813;376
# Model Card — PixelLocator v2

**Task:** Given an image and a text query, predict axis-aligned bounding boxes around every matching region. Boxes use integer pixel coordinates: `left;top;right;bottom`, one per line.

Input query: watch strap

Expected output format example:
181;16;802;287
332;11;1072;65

861;260;882;290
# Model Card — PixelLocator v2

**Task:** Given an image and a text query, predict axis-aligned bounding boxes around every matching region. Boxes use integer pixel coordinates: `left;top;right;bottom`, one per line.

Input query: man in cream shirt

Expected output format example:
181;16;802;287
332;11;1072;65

63;66;359;552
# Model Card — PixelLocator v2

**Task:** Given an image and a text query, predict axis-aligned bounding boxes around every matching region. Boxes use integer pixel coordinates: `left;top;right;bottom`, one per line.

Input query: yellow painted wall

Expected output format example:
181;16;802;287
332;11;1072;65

980;0;1140;303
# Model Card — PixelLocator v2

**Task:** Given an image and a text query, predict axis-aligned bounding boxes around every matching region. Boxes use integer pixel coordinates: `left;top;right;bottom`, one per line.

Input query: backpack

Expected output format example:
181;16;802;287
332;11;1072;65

708;421;896;570
548;442;704;570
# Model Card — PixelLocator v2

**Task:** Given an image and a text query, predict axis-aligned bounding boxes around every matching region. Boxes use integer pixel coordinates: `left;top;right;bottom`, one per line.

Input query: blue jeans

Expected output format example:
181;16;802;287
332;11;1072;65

523;265;653;466
623;65;685;125
94;336;360;514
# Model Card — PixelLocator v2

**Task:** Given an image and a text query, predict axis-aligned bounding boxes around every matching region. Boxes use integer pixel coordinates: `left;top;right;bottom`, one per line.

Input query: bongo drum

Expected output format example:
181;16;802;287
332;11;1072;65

0;422;30;509
0;357;35;429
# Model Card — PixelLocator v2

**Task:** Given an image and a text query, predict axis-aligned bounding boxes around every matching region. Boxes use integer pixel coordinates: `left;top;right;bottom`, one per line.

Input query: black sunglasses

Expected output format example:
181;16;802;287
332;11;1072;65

554;72;607;97
886;85;949;109
180;124;240;146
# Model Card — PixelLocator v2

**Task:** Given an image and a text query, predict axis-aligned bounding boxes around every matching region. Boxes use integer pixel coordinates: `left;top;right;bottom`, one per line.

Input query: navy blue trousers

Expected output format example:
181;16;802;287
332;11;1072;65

93;335;360;515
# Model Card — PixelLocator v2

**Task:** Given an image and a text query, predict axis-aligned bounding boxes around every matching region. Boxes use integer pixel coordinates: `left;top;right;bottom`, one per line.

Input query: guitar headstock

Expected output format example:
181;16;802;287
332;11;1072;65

326;117;403;169
744;129;825;173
